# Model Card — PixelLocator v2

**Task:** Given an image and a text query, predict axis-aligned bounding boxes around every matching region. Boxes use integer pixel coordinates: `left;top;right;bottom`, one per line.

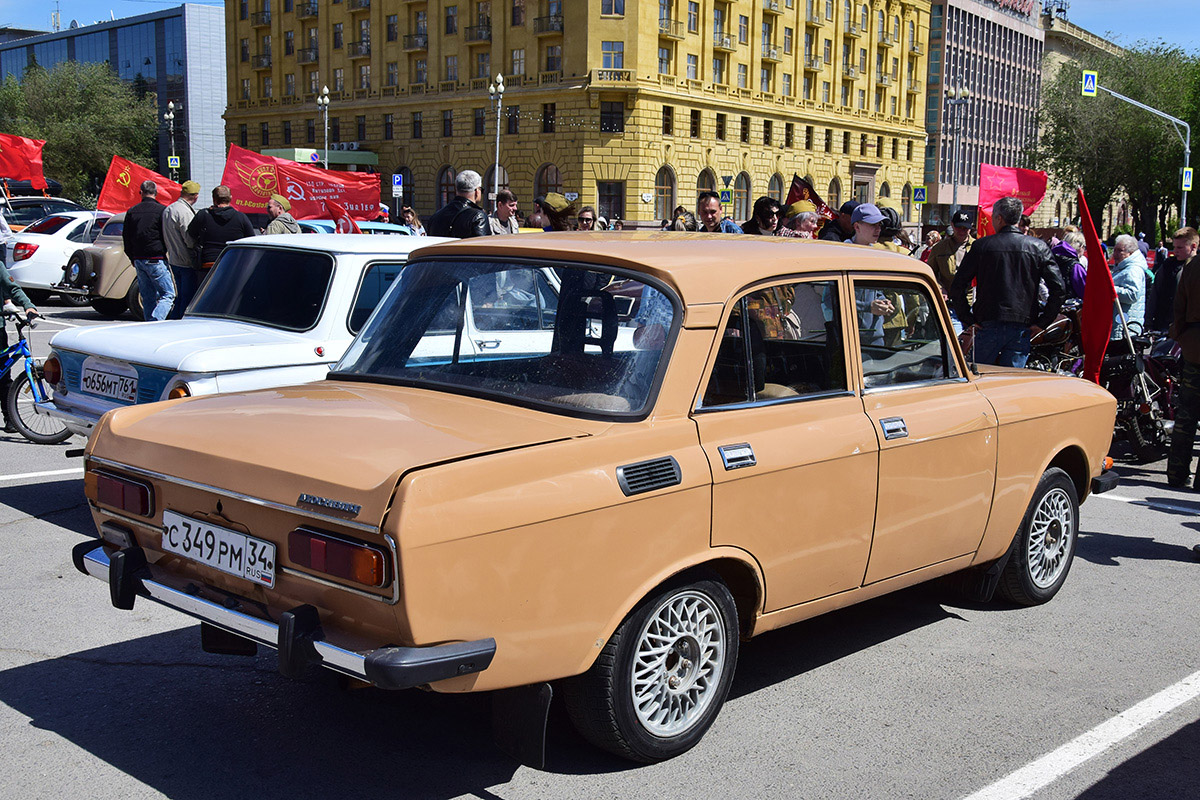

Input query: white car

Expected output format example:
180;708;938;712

41;234;453;436
5;211;111;304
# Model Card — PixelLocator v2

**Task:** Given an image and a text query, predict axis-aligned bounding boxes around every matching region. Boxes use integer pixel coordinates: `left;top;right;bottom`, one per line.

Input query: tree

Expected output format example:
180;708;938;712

0;60;159;200
1034;43;1199;233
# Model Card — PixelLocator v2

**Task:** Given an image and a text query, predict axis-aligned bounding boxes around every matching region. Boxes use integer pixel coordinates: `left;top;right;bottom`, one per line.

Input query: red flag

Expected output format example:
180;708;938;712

1077;188;1116;384
221;144;380;220
0;132;48;190
784;173;837;220
976;164;1048;237
324;199;362;233
96;156;182;213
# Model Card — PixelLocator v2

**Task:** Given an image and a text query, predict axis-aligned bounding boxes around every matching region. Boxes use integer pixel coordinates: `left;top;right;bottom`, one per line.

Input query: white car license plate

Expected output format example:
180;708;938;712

161;510;276;588
81;364;138;403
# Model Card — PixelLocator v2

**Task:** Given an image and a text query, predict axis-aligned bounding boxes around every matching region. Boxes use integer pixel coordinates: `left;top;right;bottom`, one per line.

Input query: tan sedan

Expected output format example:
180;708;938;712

73;233;1117;764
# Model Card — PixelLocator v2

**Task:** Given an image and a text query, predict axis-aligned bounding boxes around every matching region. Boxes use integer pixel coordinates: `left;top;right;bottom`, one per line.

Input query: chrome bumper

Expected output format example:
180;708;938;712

37;399;97;435
73;541;496;690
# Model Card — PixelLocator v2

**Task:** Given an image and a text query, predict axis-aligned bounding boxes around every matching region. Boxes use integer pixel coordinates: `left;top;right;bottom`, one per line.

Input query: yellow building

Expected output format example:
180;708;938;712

226;0;930;227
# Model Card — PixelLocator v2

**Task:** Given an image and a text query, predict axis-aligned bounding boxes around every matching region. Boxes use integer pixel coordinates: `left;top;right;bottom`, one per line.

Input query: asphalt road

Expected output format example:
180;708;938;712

2;301;1199;800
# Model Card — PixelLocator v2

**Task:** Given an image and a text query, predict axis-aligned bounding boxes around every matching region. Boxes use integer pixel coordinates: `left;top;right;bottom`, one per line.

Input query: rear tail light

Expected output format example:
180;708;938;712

288;528;388;587
42;355;62;387
13;242;38;261
86;470;154;517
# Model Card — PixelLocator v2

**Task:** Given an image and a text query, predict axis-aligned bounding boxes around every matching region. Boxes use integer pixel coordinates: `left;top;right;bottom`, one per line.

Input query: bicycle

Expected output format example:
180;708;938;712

2;302;71;444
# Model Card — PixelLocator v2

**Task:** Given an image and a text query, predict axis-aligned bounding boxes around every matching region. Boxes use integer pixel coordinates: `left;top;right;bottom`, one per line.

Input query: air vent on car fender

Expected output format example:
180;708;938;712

616;457;682;496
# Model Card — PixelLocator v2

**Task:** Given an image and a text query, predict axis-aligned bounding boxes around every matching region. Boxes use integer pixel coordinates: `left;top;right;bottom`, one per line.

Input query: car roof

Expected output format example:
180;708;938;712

0;196;83;206
411;232;937;306
232;233;455;255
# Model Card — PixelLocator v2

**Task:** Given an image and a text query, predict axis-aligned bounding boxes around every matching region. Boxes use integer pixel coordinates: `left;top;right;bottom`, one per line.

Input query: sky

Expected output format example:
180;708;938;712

0;0;1197;52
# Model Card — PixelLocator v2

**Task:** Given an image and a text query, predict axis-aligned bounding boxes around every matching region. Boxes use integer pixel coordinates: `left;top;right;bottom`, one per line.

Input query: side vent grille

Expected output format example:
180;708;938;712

616;457;682;497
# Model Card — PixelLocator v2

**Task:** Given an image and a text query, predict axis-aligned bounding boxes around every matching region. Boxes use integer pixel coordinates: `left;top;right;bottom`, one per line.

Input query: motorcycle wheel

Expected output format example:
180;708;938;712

1125;417;1165;464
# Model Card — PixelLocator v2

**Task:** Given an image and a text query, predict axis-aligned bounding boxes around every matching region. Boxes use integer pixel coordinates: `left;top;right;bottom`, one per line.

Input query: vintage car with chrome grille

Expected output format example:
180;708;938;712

72;233;1118;765
41;234;451;436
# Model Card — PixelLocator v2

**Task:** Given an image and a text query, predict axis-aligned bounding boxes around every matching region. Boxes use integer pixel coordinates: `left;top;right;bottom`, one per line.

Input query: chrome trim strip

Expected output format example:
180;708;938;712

38;400;97;431
694;389;855;414
87;456;381;534
862;376;970;394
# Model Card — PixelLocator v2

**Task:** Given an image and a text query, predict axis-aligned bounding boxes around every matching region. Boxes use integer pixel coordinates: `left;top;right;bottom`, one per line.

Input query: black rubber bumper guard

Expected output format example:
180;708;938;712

1091;468;1120;495
72;540;496;690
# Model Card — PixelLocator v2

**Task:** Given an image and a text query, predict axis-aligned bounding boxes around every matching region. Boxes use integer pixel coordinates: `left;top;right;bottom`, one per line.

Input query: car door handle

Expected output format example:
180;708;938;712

475;340;501;349
718;443;757;470
880;417;908;440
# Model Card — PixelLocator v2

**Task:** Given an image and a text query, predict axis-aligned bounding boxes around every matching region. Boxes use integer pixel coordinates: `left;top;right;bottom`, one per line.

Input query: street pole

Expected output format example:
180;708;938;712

163;101;176;181
317;86;331;169
946;80;971;217
488;74;505;210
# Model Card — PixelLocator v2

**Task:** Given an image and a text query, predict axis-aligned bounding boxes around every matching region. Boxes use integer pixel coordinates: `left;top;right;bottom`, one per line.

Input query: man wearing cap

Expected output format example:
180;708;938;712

844;203;896;345
425;170;490;238
819;200;859;242
265;194;301;235
928;210;975;303
540;192;576;231
163;180;201;319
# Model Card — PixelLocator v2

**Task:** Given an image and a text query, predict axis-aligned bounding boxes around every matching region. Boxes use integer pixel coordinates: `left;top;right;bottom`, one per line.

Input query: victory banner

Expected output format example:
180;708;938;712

976;164;1047;236
0;132;48;190
221;144;380;220
96;156;181;213
784;173;837;220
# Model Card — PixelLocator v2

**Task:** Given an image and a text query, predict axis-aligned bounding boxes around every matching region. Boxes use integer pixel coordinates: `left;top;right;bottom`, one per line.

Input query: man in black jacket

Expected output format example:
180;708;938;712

187;185;256;268
1146;228;1199;332
818;200;858;242
122;180;175;321
951;196;1064;367
424;170;490;238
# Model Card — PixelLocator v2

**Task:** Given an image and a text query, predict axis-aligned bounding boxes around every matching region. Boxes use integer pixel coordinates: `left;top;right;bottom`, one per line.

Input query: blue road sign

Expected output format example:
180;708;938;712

1185;167;1194;192
392;174;404;188
1081;70;1098;97
913;186;927;204
720;190;732;204
167;156;180;169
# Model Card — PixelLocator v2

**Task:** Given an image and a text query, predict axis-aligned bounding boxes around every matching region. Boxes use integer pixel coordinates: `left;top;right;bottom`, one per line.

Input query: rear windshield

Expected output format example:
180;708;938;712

3;204;49;227
189;246;335;331
99;219;124;237
24;215;75;235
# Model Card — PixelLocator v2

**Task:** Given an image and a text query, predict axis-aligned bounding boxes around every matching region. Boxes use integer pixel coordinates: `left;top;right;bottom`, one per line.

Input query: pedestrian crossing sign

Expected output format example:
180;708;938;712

720;190;732;204
913;186;927;204
1184;168;1194;192
167;156;180;169
1081;70;1098;97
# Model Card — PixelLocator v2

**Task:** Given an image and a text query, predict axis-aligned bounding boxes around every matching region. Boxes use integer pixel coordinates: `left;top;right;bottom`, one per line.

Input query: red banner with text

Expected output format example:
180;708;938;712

0;132;48;190
220;144;380;220
96;156;182;213
976;164;1047;236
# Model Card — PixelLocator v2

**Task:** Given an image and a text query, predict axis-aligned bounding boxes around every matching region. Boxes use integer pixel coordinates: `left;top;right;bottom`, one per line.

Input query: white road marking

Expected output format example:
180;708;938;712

0;467;84;483
962;670;1200;800
39;318;79;328
1093;492;1199;515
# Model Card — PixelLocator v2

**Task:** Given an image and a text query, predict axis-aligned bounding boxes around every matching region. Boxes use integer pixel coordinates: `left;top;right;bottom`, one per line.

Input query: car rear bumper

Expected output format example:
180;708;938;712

38;399;97;436
72;540;496;690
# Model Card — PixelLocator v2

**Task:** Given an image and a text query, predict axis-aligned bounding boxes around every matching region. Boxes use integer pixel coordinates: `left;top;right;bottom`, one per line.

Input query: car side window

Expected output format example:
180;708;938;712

854;279;960;389
349;261;404;334
702;279;846;407
470;269;556;331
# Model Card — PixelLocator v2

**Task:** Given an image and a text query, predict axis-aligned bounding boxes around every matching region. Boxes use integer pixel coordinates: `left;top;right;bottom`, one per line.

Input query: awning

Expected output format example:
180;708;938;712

262;148;379;168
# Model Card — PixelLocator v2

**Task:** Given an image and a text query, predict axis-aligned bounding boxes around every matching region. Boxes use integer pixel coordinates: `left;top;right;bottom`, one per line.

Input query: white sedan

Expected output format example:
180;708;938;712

4;211;111;304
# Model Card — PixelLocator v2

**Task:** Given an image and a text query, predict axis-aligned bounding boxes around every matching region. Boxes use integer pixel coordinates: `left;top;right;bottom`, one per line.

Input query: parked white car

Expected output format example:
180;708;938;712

40;234;453;436
5;211;111;304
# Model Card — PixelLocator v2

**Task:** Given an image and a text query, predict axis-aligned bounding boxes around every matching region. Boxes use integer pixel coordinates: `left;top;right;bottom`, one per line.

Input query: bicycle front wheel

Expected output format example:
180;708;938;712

5;370;71;445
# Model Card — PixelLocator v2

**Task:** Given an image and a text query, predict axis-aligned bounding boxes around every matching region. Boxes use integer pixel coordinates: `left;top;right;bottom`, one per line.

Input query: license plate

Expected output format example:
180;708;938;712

81;364;138;402
161;510;276;588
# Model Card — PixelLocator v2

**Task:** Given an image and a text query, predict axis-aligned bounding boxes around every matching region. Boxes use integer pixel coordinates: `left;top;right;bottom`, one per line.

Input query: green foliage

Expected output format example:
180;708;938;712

0;60;158;201
1034;43;1200;231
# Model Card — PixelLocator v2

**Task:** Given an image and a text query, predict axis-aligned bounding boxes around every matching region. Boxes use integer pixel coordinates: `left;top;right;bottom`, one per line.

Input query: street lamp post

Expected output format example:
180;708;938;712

946;81;971;217
317;86;331;169
163;100;177;181
488;73;505;207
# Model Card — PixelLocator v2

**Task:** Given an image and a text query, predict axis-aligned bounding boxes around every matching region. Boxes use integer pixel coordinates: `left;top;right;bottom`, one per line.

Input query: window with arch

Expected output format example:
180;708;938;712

908;20;915;49
876;10;884;36
697;168;716;193
879;181;890;199
842;0;851;29
828;177;842;209
436;166;456;210
1055;200;1062;223
654;165;677;221
395;167;414;210
769;173;784;202
860;4;868;29
901;183;912;222
483;164;510;198
733;172;751;221
535;163;562;197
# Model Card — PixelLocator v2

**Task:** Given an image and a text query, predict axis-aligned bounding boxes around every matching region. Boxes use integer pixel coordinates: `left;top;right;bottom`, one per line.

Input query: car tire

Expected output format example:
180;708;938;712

562;576;739;763
57;292;90;307
89;297;128;319
4;370;71;445
998;467;1078;606
125;282;144;320
23;289;51;305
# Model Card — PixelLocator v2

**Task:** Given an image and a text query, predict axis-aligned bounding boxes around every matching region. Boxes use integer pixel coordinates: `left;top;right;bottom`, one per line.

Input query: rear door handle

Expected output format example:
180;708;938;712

718;443;757;470
475;340;501;349
880;417;908;440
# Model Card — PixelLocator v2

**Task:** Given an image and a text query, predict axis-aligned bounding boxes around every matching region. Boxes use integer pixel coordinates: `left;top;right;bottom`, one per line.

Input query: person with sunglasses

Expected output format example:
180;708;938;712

577;206;597;230
741;196;781;236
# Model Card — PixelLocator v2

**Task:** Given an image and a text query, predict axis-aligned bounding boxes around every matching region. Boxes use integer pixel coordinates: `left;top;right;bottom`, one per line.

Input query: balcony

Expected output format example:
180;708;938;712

533;15;563;34
907;78;922;93
843;22;861;38
297;46;318;64
403;32;428;51
251;53;271;69
658;18;685;40
297;1;317;19
842;63;857;78
713;32;735;52
803;55;822;71
465;24;491;43
761;0;781;14
250;10;271;27
349;0;370;11
876;72;891;86
591;68;633;84
910;41;924;55
879;31;895;46
348;41;370;58
761;44;781;62
806;11;825;27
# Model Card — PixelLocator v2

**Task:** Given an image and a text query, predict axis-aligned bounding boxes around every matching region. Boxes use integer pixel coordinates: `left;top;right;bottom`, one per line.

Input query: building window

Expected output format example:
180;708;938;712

600;101;624;133
535;163;562;196
784;27;792;54
240;38;249;62
769;173;784;202
333;23;343;48
687;54;698;80
805;125;813;149
437;166;456;209
331;117;340;142
601;0;625;13
828;177;841;208
824;128;832;153
907;140;913;160
443;109;453;137
822;81;830;103
308;69;319;94
384;113;394;140
412;111;423;138
842;131;850;153
601;41;624;69
445;55;458;81
511;48;526;74
712;57;725;84
241;78;251;100
474;107;486;135
598;181;625;222
737;63;747;88
902;183;912;222
333;67;344;91
260;123;269;146
662;105;673;136
762;120;772;145
715;113;726;140
446;5;458;34
355;115;365;140
545;45;562;71
239;0;248;20
733;172;750;221
760;67;771;93
263;76;273;98
690;109;701;137
506;105;519;134
285;31;294;55
785;122;794;147
306;119;315;143
542;102;555;132
387;14;398;41
782;73;791;96
658;47;671;75
283;120;292;145
860;133;868;155
359;64;370;89
414;59;427;84
512;0;525;26
387;62;398;86
285;73;295;96
687;2;699;33
738;15;748;43
239;124;247;147
740;115;750;143
476;51;490;79
654;166;676;222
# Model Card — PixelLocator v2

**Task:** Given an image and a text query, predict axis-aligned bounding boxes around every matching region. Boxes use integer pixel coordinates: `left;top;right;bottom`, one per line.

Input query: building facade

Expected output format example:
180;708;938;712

921;0;1042;228
0;5;227;192
226;0;930;227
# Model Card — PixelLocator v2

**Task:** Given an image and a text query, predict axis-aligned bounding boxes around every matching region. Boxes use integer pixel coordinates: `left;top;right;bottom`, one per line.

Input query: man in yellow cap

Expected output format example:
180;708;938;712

265;193;300;235
163;179;200;319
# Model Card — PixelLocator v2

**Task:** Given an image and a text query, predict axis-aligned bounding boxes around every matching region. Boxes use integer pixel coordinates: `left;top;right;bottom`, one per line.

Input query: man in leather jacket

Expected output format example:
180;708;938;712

950;196;1064;368
425;170;491;238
